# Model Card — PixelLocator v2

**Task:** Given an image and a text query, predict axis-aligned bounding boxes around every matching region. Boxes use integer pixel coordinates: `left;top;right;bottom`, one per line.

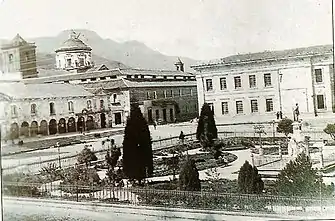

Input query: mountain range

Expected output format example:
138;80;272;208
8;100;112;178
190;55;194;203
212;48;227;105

2;29;198;72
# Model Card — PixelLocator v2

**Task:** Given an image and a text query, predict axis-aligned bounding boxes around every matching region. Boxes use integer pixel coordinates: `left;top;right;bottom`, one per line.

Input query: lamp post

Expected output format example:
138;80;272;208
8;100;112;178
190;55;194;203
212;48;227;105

272;120;276;144
56;142;61;169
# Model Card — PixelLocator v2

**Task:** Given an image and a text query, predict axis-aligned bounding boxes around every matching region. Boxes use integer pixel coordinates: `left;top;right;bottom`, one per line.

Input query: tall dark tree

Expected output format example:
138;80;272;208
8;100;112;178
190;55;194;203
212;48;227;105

179;157;201;191
238;161;264;194
277;118;293;137
196;103;218;148
122;103;153;184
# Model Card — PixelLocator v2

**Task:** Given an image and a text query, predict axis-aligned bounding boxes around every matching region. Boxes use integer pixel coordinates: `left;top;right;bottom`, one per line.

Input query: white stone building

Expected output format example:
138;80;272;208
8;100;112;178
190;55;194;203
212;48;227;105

191;45;334;124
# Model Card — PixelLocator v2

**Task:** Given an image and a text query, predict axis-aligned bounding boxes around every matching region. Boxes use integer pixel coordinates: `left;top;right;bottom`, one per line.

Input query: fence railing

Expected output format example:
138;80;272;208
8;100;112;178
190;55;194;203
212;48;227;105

3;181;335;216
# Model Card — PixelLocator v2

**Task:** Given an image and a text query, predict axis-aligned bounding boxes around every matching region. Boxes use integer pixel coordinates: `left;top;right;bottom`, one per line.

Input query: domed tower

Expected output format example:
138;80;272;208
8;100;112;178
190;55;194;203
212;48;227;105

174;57;184;72
55;31;93;73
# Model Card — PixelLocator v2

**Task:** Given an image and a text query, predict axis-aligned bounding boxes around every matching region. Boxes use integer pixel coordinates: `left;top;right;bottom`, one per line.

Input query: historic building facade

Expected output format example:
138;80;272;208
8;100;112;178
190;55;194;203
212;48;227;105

191;45;334;123
0;82;114;140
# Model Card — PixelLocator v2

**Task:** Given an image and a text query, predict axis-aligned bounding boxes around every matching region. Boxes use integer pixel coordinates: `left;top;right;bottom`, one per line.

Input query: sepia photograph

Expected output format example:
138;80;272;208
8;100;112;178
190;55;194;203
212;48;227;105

0;0;335;220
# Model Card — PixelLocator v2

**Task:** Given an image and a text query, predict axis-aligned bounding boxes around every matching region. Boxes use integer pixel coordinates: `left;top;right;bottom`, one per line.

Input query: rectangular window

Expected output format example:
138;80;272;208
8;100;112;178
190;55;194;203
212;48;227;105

250;99;258;113
66;59;72;67
87;100;92;109
79;58;85;66
68;101;74;113
236;101;243;114
11;105;17;117
100;77;106;80
127;75;131;78
220;77;227;90
317;95;325;109
208;103;214;114
266;98;273;112
315;69;323;83
100;100;104;109
155;109;160;120
49;103;55;115
153;91;157;99
206;79;213;91
249;75;256;88
264;73;272;87
234;76;242;89
9;54;13;63
179;89;182;96
221;102;229;115
146;92;151;99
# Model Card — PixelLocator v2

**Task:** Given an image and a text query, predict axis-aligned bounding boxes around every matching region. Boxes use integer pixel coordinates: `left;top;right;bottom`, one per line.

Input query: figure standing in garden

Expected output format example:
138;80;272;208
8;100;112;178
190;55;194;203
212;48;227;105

179;131;185;144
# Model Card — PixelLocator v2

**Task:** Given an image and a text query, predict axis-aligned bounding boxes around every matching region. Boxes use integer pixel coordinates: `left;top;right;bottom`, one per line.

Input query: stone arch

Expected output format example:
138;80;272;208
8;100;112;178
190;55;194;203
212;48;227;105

77;116;85;132
30;121;38;137
49;119;57;135
58;118;66;134
86;115;94;131
40;120;48;135
67;117;76;133
10;123;19;140
20;121;29;137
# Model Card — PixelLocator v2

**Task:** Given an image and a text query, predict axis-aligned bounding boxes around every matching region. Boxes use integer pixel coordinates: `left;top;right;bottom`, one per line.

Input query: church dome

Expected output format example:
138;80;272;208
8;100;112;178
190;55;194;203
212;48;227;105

55;31;92;53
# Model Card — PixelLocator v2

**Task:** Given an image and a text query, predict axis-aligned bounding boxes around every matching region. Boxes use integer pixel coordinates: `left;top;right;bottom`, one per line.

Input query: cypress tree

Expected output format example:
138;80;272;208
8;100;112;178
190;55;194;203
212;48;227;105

238;161;264;194
196;103;218;148
179;157;201;191
122;103;153;184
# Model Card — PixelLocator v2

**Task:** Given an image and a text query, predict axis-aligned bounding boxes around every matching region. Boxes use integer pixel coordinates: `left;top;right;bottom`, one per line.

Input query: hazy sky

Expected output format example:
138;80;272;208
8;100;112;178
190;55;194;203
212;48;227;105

0;0;333;60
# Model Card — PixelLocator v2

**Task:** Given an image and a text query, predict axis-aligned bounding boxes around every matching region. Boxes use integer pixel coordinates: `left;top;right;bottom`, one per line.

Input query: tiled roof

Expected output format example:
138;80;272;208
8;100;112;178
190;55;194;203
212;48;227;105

122;79;196;88
119;68;195;77
55;35;91;52
192;44;333;68
1;34;35;49
0;82;93;99
79;79;129;90
22;69;122;84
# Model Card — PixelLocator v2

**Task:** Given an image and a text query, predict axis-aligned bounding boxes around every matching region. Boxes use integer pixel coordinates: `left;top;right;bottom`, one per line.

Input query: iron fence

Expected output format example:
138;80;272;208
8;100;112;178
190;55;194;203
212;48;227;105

3;182;335;216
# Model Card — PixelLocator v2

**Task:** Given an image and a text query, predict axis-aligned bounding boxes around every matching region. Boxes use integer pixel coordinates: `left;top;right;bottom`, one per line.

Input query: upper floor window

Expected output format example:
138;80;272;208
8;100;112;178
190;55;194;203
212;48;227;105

206;79;213;91
87;100;92;109
25;52;29;62
249;75;256;88
100;100;105;109
221;102;229;115
315;69;323;83
266;98;273;112
179;89;182;96
49;102;56;115
250;100;258;113
11;105;17;117
234;76;242;89
236;101;243;114
220;77;227;90
264;73;272;87
167;90;173;97
79;58;85;66
146;91;151;99
112;94;117;103
31;104;37;115
134;75;139;78
8;54;13;63
127;75;131;78
68;101;74;113
93;99;97;109
153;91;157;99
66;59;72;67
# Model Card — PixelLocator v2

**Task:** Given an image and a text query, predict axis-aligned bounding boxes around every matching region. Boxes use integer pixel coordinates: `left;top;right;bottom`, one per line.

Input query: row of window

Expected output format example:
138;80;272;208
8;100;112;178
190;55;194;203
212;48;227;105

205;73;272;91
146;88;195;100
205;68;324;92
127;75;195;80
208;98;274;115
10;99;108;118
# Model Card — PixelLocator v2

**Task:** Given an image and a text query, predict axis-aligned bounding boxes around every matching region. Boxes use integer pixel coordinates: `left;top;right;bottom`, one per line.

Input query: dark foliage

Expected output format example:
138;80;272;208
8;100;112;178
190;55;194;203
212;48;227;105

276;152;333;197
179;157;201;191
196;103;218;148
106;148;121;169
277;118;293;136
62;165;100;187
238;161;264;194
324;124;335;140
77;145;97;167
122;103;153;184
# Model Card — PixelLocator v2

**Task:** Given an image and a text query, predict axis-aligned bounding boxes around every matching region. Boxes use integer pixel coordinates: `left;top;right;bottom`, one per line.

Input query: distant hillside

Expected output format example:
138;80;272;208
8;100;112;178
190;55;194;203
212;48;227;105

28;29;198;72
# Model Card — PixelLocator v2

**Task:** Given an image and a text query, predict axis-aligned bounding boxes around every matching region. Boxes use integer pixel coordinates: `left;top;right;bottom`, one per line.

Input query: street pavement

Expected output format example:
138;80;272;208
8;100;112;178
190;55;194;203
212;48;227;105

3;196;296;221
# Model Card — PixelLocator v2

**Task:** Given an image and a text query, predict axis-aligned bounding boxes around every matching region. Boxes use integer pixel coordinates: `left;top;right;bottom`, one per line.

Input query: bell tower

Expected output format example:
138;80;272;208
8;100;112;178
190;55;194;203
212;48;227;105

174;57;184;72
0;34;37;79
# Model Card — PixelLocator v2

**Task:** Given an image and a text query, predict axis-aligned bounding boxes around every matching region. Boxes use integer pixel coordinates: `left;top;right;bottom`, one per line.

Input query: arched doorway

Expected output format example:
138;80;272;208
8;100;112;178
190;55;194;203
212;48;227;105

10;123;19;140
49;119;57;135
67;117;76;133
58;118;66;133
40;120;48;135
77;116;85;133
86;116;94;131
100;113;106;128
20;122;29;137
30;121;38;137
